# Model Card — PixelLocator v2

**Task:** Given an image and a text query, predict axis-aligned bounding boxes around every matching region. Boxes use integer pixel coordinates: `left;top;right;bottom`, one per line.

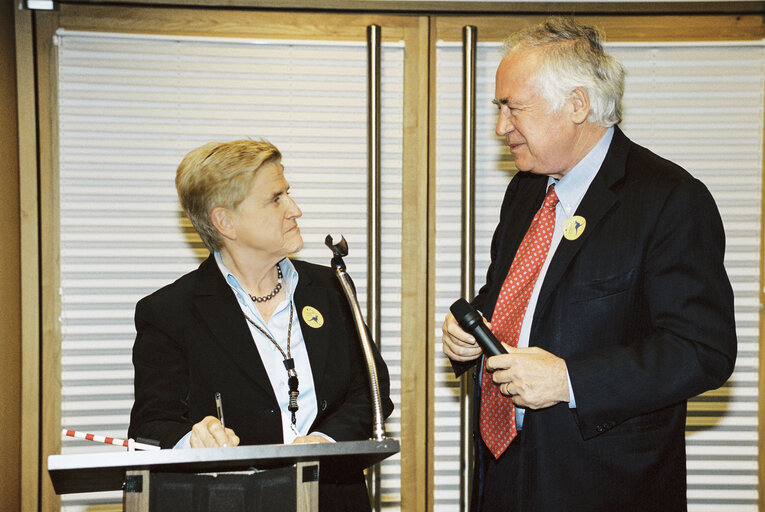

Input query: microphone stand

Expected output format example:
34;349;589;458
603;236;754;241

325;234;386;442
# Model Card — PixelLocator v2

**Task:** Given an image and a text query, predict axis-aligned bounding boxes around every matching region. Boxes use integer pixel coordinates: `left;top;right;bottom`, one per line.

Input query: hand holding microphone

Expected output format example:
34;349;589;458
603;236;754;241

447;298;571;409
449;298;507;356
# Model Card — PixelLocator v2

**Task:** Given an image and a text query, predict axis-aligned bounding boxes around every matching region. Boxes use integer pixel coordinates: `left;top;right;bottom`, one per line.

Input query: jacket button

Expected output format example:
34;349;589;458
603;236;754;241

321;400;327;411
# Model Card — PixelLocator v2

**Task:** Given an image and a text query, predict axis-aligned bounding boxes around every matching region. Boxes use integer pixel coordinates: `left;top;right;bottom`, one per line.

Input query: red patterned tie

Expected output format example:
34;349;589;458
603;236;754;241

480;184;559;459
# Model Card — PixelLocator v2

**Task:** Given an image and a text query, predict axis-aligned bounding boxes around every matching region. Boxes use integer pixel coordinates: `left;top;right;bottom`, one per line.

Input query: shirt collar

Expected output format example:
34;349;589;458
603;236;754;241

214;251;299;308
548;125;614;216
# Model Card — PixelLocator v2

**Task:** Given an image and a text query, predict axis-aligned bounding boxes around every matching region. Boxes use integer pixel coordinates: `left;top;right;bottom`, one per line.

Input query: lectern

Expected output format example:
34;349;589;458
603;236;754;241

48;439;399;511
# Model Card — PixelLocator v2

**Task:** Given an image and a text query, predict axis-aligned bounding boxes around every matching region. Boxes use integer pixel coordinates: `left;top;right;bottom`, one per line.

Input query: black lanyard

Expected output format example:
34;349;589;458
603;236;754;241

243;301;300;428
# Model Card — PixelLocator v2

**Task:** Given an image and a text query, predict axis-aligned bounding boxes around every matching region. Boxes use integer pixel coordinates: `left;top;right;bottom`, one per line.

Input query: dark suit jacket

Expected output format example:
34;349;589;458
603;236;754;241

457;126;737;511
128;255;393;511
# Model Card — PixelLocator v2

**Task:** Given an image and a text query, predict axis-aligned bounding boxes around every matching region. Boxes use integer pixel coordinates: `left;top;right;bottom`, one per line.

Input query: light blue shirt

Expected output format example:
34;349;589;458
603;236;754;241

174;253;321;448
515;126;614;429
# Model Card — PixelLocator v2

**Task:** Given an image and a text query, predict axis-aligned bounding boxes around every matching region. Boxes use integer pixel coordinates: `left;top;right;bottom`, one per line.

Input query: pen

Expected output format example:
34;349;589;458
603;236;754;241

215;392;225;429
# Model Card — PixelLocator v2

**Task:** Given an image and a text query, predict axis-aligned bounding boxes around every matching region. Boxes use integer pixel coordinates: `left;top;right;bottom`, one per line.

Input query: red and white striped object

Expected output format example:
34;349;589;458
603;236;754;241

62;429;161;451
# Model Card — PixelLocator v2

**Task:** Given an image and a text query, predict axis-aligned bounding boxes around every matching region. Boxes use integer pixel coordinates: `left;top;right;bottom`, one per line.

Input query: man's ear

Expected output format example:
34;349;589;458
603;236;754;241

569;87;591;124
210;206;236;241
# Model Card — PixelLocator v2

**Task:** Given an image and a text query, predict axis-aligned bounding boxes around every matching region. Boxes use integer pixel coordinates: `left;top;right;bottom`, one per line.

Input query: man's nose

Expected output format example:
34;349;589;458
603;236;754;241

495;111;514;136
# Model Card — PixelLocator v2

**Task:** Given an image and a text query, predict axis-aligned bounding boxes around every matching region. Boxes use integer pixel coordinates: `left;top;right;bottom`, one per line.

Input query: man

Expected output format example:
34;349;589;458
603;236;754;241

442;17;736;511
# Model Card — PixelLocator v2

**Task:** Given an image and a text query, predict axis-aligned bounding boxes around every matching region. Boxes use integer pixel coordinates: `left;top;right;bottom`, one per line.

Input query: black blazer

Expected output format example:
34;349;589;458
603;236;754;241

459;126;737;511
129;255;393;511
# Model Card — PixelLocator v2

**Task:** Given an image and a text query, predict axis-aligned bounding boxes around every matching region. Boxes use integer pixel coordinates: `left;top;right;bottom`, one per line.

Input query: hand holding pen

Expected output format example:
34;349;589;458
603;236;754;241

188;392;240;448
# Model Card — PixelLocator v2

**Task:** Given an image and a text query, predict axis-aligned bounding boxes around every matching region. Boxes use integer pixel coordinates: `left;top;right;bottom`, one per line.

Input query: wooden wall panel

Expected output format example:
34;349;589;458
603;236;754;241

56;4;416;41
0;1;21;510
436;14;765;41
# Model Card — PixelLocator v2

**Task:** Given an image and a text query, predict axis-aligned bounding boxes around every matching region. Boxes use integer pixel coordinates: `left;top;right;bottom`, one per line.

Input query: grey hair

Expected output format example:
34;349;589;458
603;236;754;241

503;17;625;126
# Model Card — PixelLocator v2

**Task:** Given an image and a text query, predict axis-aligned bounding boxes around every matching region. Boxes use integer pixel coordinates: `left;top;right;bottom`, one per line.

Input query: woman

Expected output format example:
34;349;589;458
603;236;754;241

128;139;393;511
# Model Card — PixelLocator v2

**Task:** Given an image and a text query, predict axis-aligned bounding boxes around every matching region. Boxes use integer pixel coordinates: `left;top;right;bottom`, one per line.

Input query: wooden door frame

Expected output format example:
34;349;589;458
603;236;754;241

23;5;431;510
430;11;765;512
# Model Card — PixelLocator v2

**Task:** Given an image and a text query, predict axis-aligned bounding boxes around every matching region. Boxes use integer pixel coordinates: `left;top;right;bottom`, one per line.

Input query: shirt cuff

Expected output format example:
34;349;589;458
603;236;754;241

173;431;192;449
565;363;576;408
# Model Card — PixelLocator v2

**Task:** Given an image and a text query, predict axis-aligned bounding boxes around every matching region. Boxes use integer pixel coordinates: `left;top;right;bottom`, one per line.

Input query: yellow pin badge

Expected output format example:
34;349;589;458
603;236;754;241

302;306;324;328
563;215;586;241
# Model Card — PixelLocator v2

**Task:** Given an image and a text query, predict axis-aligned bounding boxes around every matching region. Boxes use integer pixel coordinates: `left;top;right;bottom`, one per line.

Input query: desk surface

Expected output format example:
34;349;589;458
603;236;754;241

48;438;400;495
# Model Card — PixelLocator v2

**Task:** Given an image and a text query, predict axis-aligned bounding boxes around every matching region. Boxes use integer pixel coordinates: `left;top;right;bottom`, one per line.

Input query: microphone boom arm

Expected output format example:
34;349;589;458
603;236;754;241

325;234;386;441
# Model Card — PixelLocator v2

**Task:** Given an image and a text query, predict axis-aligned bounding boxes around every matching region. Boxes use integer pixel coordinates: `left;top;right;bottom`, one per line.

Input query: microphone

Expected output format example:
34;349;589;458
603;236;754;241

449;298;507;357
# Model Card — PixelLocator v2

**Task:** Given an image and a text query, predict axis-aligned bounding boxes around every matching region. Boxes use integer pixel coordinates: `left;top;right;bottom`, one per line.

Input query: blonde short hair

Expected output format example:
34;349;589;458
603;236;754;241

504;17;625;126
175;139;282;252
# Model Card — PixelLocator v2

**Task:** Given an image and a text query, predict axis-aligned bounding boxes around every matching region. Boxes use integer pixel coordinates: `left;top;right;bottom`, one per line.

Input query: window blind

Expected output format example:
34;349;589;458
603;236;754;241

613;43;763;510
56;31;405;511
433;41;763;510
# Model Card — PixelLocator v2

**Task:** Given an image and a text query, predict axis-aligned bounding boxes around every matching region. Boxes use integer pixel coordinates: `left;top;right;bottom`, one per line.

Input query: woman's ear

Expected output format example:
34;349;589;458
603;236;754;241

569;87;591;124
210;206;236;241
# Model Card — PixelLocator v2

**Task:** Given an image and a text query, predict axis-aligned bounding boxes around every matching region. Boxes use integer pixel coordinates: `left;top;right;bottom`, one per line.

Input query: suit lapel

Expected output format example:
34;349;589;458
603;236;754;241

292;263;333;393
532;127;630;325
192;255;275;396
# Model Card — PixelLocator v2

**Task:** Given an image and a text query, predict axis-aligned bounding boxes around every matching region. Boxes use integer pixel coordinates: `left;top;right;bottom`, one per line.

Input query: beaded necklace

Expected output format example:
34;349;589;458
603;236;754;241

248;265;283;303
